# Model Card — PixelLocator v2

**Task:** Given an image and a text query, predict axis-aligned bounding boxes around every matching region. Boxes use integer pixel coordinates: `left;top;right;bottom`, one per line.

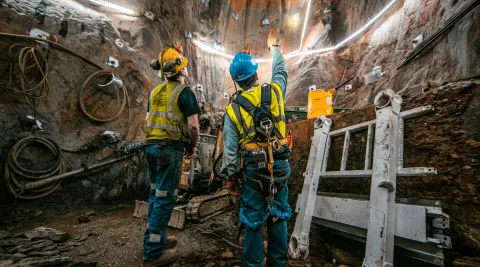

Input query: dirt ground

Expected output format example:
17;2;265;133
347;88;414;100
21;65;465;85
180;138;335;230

6;203;325;267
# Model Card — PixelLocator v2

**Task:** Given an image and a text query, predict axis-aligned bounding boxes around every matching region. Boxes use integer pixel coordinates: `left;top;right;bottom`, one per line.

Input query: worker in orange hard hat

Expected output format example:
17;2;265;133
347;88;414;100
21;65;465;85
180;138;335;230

143;45;201;266
150;45;189;79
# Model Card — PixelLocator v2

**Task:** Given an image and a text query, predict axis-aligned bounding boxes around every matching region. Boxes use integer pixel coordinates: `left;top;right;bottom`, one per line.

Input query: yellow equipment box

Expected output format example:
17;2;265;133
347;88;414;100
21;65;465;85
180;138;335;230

307;89;336;119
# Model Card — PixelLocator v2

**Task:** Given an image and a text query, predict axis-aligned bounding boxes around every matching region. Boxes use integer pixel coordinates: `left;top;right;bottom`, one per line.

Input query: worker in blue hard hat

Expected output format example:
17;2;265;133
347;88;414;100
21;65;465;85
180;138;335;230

221;29;291;266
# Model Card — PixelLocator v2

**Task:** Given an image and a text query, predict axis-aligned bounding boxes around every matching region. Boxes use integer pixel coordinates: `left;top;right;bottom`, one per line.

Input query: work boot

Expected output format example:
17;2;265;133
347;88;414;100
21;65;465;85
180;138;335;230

143;248;178;267
166;236;177;249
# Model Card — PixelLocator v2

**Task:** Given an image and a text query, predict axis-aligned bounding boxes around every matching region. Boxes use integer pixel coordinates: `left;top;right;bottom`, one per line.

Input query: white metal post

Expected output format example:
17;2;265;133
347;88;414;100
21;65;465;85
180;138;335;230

289;116;332;259
364;91;402;267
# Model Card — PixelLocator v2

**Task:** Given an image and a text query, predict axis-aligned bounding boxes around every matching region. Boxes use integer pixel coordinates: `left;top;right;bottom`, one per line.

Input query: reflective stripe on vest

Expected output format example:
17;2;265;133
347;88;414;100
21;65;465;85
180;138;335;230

225;82;286;145
146;82;188;142
147;122;181;133
148;111;183;122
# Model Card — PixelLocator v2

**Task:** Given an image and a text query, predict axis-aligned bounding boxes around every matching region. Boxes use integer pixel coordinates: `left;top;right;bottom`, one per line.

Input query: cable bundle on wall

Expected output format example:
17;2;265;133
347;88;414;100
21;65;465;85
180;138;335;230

7;44;50;108
0;32;133;199
0;32;132;136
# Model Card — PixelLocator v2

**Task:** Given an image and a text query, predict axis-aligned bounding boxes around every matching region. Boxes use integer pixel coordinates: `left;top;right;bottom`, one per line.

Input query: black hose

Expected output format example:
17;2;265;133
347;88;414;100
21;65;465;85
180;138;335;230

213;150;226;180
4;136;64;200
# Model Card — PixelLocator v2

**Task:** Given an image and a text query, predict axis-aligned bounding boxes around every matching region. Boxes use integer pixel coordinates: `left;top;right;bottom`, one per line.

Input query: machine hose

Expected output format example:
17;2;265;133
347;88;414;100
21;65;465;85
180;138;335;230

4;136;64;200
212;150;226;180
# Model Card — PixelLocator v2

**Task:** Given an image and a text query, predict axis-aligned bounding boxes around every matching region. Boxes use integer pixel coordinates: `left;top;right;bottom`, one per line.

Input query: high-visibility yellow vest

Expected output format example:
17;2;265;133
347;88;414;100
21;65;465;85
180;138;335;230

225;83;286;145
146;81;189;143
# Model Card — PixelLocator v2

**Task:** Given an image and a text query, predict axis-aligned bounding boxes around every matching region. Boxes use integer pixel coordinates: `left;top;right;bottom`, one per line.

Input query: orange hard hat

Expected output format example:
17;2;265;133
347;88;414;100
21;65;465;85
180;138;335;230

159;47;188;78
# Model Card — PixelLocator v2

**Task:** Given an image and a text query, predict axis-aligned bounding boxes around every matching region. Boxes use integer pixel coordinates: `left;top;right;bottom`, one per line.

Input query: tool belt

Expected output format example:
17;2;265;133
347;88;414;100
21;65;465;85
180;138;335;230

241;138;289;153
146;140;185;151
241;139;290;169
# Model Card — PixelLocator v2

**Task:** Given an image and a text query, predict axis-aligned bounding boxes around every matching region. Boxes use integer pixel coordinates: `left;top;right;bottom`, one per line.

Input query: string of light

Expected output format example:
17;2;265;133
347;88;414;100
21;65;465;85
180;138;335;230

88;0;136;15
194;0;399;62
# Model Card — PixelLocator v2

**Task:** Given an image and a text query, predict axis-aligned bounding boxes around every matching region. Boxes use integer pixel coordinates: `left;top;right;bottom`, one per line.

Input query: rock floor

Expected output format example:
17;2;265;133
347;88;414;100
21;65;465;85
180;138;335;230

2;204;321;267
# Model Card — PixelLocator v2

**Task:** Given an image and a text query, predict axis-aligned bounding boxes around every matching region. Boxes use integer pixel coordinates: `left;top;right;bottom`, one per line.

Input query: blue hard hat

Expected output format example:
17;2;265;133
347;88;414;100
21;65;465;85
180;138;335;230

230;52;258;82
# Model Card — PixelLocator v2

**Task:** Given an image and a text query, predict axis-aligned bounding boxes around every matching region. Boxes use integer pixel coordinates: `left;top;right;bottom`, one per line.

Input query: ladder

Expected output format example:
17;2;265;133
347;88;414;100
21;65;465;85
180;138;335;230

289;90;451;267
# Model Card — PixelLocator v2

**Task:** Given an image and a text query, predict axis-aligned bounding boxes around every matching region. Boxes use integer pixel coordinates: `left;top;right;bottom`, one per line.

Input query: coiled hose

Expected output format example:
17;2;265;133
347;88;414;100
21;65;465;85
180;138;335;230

79;70;127;123
4;136;64;200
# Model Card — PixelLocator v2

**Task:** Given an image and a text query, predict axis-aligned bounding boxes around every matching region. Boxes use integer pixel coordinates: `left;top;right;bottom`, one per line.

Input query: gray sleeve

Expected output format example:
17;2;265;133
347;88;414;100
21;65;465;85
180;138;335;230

270;47;288;100
220;114;241;178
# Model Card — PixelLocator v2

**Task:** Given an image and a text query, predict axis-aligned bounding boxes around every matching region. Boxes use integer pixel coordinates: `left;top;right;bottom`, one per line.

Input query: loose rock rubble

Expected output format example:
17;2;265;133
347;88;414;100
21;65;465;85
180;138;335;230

0;227;98;267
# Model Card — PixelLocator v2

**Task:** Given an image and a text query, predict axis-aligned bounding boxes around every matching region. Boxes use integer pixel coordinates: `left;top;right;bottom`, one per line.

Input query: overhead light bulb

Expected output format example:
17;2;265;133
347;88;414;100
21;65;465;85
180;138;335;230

88;0;136;16
293;13;300;22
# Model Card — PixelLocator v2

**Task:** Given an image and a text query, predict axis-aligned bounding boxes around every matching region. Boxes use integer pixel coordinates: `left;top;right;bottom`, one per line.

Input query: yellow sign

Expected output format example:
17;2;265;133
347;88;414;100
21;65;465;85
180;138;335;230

307;89;335;119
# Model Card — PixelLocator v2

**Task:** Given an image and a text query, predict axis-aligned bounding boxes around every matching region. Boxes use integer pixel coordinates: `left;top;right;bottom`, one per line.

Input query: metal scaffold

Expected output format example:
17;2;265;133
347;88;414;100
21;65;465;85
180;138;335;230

289;89;451;267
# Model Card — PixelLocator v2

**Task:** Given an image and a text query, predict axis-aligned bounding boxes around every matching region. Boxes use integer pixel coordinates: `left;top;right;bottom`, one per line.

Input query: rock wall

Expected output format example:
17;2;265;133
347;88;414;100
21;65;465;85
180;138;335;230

0;0;233;225
332;0;480;109
0;0;321;226
287;81;480;266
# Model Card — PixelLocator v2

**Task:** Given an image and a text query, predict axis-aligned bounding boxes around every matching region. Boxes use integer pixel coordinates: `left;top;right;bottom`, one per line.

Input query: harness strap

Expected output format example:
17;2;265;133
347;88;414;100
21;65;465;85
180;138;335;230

233;95;255;115
232;103;249;135
272;126;284;139
271;84;284;120
233;85;284;139
261;84;271;111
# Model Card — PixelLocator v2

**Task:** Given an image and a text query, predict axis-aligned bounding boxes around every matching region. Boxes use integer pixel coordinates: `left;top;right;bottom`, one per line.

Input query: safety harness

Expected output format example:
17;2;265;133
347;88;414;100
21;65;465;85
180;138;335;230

233;84;291;224
233;84;284;142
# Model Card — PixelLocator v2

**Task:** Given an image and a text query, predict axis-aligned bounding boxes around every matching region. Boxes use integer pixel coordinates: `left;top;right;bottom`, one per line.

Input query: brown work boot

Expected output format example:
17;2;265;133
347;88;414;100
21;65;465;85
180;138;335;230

166;236;177;249
143;248;178;267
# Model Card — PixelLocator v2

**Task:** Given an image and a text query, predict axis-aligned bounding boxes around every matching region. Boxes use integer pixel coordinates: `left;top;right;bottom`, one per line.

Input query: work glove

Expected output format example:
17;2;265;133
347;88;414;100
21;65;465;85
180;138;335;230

226;177;240;197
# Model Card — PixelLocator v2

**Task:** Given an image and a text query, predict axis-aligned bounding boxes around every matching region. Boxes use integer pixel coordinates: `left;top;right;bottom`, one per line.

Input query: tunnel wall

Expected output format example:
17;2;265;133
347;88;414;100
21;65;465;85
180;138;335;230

0;0;231;226
287;81;480;266
285;0;480;111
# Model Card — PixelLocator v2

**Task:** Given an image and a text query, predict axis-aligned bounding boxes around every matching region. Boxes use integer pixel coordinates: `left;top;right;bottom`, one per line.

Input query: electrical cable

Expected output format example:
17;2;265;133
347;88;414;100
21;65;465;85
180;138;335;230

7;44;50;108
194;0;400;61
0;32;104;70
397;0;480;69
4;136;64;200
0;32;132;138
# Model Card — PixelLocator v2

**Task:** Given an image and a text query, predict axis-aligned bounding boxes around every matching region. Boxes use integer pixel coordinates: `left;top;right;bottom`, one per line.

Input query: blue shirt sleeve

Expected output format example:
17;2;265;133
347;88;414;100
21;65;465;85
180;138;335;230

270;47;288;100
220;113;241;178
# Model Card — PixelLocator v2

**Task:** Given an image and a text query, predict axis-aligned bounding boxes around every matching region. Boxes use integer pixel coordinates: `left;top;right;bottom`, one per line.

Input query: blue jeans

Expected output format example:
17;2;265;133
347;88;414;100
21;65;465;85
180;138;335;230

143;145;183;261
241;160;291;267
